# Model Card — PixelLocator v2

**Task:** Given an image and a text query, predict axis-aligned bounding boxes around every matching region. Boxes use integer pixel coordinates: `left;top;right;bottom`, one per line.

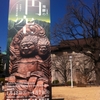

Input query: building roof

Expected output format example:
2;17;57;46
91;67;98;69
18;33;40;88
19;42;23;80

51;38;93;52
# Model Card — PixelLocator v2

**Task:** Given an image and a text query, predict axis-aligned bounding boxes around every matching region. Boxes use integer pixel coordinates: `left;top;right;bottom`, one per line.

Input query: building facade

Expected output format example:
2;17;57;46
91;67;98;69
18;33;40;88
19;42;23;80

51;46;96;85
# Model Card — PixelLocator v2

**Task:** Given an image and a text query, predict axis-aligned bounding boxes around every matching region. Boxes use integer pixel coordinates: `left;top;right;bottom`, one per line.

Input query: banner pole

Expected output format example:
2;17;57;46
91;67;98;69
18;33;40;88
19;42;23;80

5;0;51;99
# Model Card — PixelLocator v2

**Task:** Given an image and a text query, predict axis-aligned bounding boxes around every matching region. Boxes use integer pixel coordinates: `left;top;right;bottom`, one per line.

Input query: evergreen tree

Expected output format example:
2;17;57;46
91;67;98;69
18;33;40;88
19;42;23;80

0;47;4;74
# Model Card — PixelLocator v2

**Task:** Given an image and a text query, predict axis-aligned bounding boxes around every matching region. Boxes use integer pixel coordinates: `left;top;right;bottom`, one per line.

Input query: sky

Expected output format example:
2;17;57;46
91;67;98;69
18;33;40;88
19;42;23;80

0;0;67;52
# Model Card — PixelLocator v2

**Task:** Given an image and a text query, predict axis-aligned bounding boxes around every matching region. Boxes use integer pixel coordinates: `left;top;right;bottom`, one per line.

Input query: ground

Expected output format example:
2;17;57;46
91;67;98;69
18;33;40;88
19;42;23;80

0;93;4;100
0;86;100;100
52;86;100;100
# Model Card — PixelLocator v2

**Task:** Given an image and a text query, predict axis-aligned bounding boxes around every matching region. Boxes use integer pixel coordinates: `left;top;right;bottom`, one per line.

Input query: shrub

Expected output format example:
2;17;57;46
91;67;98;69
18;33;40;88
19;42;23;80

66;81;76;86
52;80;59;84
76;82;86;87
0;78;5;85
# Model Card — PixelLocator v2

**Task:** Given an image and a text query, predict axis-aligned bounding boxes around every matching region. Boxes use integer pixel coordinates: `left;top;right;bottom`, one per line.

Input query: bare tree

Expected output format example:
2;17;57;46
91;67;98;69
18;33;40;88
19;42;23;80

74;54;95;85
51;53;94;85
51;54;70;85
52;0;100;85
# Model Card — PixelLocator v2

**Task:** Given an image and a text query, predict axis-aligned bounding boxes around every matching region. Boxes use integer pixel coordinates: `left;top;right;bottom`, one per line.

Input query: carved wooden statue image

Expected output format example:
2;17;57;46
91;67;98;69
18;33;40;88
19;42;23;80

5;22;51;100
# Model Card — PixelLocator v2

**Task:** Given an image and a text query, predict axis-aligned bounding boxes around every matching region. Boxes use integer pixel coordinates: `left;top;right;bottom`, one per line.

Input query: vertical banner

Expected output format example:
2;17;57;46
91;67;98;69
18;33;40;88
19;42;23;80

5;0;51;100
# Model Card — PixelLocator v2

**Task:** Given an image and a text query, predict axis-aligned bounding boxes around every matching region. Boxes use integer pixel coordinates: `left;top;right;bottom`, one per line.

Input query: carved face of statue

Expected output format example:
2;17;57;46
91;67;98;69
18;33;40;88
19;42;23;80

20;35;38;56
20;41;36;55
38;45;48;55
37;38;50;56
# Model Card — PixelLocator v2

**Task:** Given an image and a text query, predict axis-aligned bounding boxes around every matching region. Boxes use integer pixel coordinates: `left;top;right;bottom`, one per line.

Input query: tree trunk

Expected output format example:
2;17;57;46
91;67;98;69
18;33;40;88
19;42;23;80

64;75;67;86
95;69;100;85
95;61;100;85
64;70;67;86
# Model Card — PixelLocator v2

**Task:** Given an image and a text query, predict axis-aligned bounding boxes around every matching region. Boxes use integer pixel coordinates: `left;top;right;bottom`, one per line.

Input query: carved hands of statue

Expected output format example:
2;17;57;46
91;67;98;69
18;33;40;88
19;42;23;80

32;80;45;97
28;77;37;91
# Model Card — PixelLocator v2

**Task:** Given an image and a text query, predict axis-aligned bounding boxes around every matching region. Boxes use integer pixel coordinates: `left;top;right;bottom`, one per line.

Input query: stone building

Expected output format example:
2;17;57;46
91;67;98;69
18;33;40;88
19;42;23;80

51;44;96;85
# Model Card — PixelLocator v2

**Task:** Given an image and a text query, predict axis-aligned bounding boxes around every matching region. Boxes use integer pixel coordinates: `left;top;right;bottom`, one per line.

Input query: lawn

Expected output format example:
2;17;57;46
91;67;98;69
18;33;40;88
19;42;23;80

0;86;100;100
0;93;4;100
52;86;100;100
